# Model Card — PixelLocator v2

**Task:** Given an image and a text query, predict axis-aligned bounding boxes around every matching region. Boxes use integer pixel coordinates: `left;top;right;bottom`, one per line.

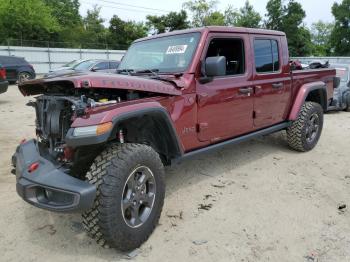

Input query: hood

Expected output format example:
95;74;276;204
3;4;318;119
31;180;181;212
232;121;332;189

19;72;182;96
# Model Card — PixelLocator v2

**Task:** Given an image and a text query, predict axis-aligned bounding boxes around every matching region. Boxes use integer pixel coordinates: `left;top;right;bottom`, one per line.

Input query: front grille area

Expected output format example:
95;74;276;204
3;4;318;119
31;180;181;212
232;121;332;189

33;96;73;152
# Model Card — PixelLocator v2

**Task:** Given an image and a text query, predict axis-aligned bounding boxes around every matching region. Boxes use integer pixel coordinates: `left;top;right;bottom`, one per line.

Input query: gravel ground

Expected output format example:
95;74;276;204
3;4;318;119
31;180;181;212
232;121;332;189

1;86;350;262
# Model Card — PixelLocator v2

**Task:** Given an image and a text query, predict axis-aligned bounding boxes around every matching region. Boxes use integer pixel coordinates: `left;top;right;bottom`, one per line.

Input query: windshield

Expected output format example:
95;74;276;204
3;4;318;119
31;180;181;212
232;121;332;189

335;67;349;82
118;33;201;73
73;60;96;70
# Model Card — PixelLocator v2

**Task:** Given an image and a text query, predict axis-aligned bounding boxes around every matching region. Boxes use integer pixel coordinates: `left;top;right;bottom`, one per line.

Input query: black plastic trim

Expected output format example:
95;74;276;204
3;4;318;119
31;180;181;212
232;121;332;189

14;139;96;212
65;107;184;158
176;122;291;163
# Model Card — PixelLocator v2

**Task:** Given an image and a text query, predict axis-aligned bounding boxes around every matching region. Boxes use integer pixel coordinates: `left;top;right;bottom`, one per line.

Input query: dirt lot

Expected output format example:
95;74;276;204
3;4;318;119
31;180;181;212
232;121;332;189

1;86;350;262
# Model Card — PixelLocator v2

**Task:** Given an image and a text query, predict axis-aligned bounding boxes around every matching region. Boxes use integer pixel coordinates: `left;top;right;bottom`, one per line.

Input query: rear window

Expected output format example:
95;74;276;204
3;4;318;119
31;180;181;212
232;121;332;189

254;39;280;73
110;61;120;69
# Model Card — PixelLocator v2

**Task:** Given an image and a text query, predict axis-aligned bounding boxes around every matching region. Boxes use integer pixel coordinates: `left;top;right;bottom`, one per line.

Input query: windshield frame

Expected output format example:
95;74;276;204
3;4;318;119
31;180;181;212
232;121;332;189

118;32;202;74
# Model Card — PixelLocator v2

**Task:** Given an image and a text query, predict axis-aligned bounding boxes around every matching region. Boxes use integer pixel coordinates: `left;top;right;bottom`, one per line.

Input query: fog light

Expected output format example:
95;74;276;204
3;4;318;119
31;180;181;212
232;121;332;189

28;162;39;173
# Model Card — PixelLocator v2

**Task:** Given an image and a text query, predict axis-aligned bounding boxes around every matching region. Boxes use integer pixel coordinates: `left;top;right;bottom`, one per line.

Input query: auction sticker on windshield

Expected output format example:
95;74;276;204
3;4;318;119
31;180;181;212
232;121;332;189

166;45;188;54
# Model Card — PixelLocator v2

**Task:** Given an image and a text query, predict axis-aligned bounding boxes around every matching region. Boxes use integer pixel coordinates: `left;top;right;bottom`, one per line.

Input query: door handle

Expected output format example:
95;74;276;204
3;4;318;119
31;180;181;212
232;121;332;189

239;87;253;95
272;83;283;89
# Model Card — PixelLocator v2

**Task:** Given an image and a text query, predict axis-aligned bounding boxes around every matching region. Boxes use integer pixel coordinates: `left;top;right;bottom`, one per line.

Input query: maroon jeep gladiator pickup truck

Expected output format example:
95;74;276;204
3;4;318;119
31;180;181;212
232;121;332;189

13;27;336;250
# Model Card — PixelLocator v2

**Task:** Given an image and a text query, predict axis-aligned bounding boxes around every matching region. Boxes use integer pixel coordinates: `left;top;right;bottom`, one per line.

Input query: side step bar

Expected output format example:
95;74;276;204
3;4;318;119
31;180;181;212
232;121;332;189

176;122;291;163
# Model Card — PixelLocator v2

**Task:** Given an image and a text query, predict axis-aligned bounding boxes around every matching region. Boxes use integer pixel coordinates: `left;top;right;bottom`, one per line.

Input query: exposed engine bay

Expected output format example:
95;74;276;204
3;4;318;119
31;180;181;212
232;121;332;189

27;86;159;160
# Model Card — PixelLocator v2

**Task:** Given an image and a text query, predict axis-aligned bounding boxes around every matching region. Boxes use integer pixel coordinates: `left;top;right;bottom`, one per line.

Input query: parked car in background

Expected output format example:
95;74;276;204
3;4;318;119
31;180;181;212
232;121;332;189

44;59;120;78
48;59;85;73
328;64;350;111
0;63;8;94
0;56;36;84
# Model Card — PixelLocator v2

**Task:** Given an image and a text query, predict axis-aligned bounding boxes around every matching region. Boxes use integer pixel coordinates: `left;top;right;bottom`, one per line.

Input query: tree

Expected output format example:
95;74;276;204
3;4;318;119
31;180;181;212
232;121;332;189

265;0;312;56
43;0;81;28
108;15;148;49
146;10;189;34
43;0;84;47
311;21;334;56
183;0;219;27
0;0;60;43
330;0;350;55
225;1;261;28
265;0;283;30
81;6;108;48
204;11;225;26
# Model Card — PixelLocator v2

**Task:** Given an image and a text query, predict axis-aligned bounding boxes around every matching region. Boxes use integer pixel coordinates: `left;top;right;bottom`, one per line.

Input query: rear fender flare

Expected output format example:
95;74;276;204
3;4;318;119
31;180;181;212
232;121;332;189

288;81;327;121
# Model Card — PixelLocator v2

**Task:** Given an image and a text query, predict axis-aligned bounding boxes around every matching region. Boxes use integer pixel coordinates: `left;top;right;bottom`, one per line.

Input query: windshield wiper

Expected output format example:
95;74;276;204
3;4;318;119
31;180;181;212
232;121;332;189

133;69;159;77
116;69;135;75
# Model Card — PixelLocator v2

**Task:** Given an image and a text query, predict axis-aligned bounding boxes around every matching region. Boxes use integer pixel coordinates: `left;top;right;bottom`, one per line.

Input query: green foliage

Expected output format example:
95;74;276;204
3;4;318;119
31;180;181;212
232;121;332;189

311;21;334;56
265;0;312;56
146;11;189;34
204;11;225;26
0;0;60;43
43;0;81;27
330;0;350;55
108;15;148;49
225;1;261;28
183;0;218;27
265;0;283;30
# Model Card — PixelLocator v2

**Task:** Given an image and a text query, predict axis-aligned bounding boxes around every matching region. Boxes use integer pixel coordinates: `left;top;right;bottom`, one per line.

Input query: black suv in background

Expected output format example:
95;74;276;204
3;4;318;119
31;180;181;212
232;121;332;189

0;63;8;94
0;56;36;83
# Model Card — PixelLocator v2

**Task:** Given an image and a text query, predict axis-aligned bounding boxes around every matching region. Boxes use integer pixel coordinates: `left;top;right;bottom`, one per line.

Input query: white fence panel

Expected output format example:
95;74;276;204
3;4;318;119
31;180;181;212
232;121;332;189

0;46;126;74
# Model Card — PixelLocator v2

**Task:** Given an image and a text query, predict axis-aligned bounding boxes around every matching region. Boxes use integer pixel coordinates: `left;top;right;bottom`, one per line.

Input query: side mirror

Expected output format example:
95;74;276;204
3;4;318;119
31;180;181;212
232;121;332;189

91;67;98;72
199;56;226;84
205;56;226;77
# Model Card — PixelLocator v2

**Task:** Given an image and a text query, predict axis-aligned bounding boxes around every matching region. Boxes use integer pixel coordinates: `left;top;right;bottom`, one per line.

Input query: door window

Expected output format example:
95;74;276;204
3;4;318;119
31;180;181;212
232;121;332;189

93;62;109;70
254;39;280;73
205;38;245;76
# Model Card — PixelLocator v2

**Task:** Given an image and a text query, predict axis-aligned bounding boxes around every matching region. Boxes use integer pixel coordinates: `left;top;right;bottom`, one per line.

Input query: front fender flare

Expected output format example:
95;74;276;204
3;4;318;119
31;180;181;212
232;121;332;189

288;81;327;121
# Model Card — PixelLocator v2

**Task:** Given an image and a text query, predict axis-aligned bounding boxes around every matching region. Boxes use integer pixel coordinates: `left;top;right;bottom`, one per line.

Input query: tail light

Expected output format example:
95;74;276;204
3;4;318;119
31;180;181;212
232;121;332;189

0;67;6;80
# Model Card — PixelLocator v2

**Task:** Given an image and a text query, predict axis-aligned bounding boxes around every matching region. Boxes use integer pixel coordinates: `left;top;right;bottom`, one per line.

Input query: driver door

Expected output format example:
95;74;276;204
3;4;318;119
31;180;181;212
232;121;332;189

196;33;254;142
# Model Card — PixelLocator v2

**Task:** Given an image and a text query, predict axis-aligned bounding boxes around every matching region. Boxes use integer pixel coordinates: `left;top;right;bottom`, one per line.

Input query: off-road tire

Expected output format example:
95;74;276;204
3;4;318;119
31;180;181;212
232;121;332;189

287;102;323;152
82;143;165;251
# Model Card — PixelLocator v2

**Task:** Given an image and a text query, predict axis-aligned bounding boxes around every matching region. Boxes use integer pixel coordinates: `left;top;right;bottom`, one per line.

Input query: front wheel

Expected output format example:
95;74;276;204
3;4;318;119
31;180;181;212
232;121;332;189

82;143;165;251
287;102;324;152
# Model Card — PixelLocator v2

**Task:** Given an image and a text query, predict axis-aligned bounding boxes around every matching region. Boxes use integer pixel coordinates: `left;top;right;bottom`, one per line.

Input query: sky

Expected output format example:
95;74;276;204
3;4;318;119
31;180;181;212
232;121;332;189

79;0;341;27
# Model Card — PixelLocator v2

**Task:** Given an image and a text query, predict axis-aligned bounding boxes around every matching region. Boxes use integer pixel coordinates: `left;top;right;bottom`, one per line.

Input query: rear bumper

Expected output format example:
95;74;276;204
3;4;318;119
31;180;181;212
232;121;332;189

13;139;96;212
0;81;8;94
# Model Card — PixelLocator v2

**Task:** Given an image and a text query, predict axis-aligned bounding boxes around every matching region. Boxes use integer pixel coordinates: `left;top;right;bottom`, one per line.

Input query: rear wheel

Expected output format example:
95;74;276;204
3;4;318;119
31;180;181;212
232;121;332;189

82;143;165;251
287;102;323;152
18;72;32;84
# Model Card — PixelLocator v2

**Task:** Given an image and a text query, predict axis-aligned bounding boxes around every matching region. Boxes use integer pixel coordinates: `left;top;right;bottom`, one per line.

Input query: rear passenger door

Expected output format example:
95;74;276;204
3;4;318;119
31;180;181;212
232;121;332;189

197;33;254;142
251;37;291;129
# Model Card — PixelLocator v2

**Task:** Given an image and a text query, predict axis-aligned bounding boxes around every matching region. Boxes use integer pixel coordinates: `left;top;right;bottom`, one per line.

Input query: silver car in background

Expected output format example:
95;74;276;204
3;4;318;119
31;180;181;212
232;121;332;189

44;59;120;78
328;64;350;111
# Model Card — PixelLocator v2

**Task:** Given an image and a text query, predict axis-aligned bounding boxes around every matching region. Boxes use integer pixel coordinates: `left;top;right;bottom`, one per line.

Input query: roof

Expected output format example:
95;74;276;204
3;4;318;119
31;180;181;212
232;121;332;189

134;26;285;43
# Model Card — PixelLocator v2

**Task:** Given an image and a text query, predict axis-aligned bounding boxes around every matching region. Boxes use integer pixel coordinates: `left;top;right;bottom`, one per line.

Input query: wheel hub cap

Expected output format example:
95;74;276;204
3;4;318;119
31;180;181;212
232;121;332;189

121;166;156;228
305;113;319;143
